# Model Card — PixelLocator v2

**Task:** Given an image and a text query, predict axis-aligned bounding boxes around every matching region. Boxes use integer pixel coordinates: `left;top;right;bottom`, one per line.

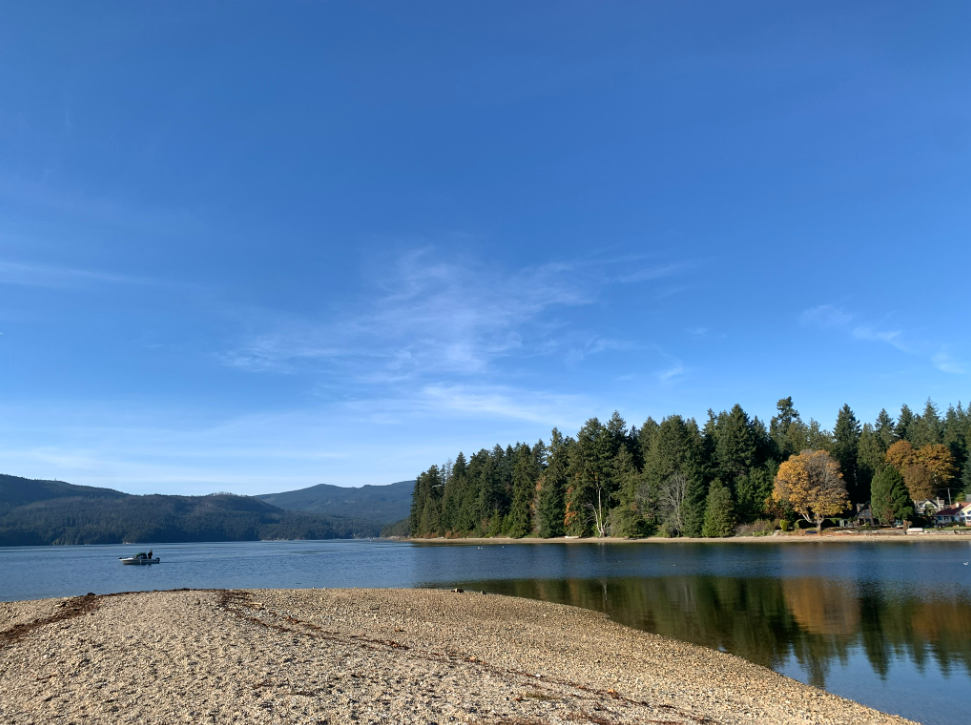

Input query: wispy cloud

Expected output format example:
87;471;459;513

800;304;908;352
0;259;166;289
418;384;590;426
933;348;966;375
658;362;685;383
616;262;689;284
223;248;677;380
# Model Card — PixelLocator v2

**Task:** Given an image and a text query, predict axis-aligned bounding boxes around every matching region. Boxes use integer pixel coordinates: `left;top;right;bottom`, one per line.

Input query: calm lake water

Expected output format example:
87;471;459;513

2;539;969;725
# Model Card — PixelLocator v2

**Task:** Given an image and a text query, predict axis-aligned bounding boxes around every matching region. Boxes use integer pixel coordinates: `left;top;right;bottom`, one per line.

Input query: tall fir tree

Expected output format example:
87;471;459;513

875;409;896;450
942;404;968;476
895;404;916;443
701;479;736;537
770;397;804;461
911;399;942;448
870;466;912;525
536;429;570;537
609;446;649;537
505;443;540;537
857;423;886;492
832;405;862;504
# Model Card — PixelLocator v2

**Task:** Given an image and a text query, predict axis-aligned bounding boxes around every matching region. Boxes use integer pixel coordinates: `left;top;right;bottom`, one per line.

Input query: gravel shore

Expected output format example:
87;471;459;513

0;588;914;725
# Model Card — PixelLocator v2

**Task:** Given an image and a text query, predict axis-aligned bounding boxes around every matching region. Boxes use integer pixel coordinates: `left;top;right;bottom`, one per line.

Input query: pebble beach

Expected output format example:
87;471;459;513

0;588;915;725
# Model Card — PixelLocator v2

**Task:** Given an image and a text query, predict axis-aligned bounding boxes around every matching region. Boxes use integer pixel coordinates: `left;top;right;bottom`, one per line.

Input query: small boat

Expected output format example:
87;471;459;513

119;552;160;565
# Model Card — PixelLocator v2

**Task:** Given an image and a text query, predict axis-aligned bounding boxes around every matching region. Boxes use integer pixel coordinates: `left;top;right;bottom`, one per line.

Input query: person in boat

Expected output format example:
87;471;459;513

148;550;153;560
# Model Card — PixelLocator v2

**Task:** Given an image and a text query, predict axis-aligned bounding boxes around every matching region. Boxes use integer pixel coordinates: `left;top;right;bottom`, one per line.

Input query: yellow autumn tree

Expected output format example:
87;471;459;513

885;441;956;501
885;440;917;472
772;449;849;533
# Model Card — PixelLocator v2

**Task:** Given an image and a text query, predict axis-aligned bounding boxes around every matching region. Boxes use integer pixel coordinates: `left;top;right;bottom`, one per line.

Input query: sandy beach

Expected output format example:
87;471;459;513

0;587;914;725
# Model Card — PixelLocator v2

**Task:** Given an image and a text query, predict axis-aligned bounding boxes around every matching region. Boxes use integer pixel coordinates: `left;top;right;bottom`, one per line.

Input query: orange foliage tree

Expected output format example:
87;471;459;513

772;450;849;533
885;441;956;501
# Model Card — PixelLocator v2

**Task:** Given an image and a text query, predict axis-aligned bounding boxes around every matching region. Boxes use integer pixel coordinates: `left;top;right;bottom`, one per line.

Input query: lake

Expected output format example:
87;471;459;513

2;539;969;725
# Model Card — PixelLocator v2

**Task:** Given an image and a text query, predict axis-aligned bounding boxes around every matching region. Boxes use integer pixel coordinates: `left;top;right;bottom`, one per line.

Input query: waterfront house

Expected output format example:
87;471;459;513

914;498;947;517
931;503;971;526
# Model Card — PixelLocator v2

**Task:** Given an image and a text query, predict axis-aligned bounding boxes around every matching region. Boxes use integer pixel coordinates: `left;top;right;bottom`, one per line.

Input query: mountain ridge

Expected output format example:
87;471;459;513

255;480;414;523
0;474;385;545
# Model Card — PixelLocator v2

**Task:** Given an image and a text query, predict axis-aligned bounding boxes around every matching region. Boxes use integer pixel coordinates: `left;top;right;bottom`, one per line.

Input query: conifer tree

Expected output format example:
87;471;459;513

875;409;896;450
911;399;942;448
857;423;886;491
609;446;649;537
637;418;659;465
870;466;912;526
567;417;619;537
714;405;759;487
536;429;569;537
645;416;705;535
702;479;736;537
895;405;916;442
942;404;968;475
832;405;862;503
505;444;539;537
770;397;802;460
735;465;775;521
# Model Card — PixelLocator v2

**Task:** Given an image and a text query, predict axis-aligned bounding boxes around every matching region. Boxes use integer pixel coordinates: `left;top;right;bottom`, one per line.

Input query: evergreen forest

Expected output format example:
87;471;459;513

408;399;971;539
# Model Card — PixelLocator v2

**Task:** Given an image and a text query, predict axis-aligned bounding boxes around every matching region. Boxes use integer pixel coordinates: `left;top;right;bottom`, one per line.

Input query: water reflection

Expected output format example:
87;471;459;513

456;574;971;688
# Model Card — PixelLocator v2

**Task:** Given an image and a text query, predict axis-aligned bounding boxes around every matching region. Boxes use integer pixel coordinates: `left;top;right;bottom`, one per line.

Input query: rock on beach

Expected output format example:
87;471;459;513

0;588;914;725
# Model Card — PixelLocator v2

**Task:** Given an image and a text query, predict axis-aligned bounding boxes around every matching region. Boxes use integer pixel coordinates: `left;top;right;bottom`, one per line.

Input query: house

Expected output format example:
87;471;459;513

855;502;874;526
956;502;971;526
931;503;971;527
914;498;947;517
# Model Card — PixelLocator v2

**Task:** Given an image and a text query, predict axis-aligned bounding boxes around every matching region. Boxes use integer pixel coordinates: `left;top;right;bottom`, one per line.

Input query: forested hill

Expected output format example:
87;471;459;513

0;474;382;545
408;398;971;539
256;480;414;524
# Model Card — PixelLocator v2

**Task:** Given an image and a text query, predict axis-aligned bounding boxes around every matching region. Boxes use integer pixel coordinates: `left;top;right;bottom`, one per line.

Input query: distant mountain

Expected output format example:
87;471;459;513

256;480;415;524
0;474;382;546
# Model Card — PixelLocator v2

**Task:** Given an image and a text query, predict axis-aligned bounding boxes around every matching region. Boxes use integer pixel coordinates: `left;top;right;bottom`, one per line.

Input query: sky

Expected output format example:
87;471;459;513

1;2;969;495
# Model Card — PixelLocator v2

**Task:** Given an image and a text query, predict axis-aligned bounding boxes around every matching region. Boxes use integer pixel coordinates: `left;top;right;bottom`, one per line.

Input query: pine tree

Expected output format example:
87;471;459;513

806;419;833;451
942;404;968;476
870;466;912;526
637;417;659;464
832;405;862;504
714;405;759;486
702;479;736;537
875;409;896;450
476;450;506;534
505;444;539;537
645;416;705;536
536;429;569;537
415;466;444;536
735;465;775;521
609;446;649;537
895;404;916;442
568;417;619;537
770;397;803;460
911;399;942;448
857;423;885;494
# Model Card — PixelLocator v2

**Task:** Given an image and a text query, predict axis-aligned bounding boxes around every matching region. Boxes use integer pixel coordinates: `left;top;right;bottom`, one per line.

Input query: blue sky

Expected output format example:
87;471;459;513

1;2;969;495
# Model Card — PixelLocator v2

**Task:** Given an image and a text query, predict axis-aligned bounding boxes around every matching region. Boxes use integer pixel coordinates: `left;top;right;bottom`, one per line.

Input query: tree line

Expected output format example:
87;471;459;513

409;398;971;539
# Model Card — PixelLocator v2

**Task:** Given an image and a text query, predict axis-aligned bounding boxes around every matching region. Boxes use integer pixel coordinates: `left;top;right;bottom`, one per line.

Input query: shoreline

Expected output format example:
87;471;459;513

405;529;971;545
0;588;912;725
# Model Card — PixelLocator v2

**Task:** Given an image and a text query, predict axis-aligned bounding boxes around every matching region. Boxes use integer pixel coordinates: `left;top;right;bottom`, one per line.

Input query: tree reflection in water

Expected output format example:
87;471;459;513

457;575;971;688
